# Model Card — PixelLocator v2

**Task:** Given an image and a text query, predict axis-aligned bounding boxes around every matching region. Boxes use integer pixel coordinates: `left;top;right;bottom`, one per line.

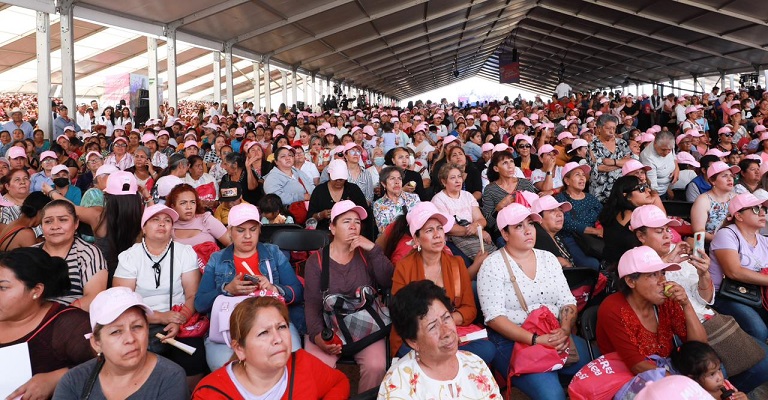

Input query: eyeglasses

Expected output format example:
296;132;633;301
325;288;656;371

630;184;648;193
347;150;361;156
518;144;532;149
721;133;734;137
741;205;768;215
42;158;56;163
114;143;127;147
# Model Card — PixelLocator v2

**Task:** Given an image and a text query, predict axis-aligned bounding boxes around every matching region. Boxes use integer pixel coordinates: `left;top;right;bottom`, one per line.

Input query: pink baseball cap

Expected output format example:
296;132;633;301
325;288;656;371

755;125;767;134
481;143;494;152
228;203;261;226
568;139;588;153
728;192;768;216
635;376;711;400
233;127;246;137
325;127;337;137
706;161;740;179
745;154;762;163
141;204;179;227
113;136;128;145
157;129;170;138
362;126;376;137
531;195;572;214
618;245;681;278
6;146;27;159
442;135;459;146
557;132;576;141
496;203;541;231
629;205;681;231
513;134;533;146
493;143;510;154
622;159;652;176
537;144;559;156
51;165;69;176
141;133;157;143
727;108;741;116
675;152;700;168
562;161;591;178
685;129;703;137
104;171;138;196
704;148;729;158
684;106;697;114
343;142;361;153
718;126;733;135
326;159;349;180
406;201;454;238
243;141;259;153
184;140;199;149
330;199;367;222
88;287;153;335
40;150;57;161
94;164;118;178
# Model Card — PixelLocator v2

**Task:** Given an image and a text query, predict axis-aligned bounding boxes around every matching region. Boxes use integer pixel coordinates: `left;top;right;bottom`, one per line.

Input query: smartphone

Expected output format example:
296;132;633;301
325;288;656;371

693;231;705;256
243;274;261;286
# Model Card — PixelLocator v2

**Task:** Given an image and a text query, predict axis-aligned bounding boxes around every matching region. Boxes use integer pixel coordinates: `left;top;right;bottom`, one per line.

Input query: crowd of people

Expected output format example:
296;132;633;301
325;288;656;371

2;85;768;399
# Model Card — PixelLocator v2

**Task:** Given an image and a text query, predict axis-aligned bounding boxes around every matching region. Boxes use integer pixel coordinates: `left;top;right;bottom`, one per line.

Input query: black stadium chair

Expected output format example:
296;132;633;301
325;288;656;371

662;200;693;221
258;223;303;243
579;305;600;360
269;228;330;252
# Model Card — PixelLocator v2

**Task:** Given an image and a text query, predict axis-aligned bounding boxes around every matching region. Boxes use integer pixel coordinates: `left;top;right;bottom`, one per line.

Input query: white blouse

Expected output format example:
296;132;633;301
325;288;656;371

477;248;576;325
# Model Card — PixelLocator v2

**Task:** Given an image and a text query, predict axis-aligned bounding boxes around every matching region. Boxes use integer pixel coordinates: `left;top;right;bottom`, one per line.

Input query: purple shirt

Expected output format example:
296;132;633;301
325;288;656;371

708;225;768;290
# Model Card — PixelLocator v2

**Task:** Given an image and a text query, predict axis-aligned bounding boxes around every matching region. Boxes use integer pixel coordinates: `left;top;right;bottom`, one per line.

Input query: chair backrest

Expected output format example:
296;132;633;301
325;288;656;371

258;223;303;243
562;267;600;289
580;305;599;341
662;200;693;221
270;229;330;252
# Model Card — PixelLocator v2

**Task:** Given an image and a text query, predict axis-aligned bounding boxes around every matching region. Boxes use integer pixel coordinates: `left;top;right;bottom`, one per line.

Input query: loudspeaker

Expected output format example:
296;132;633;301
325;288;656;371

138;89;149;107
135;106;149;126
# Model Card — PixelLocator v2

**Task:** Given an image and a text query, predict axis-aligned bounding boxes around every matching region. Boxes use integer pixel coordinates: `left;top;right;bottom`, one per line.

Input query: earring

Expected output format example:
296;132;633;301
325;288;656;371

417;244;422;252
32;294;38;299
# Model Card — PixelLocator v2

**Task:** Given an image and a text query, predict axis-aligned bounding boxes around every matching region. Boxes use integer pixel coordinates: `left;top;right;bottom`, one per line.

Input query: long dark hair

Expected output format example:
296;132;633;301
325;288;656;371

0;247;70;298
382;211;410;260
598;175;642;226
101;193;143;287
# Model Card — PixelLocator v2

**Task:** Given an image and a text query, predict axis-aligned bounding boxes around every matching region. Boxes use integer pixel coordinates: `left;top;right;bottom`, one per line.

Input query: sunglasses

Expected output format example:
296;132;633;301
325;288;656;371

741;205;768;215
629;184;648;193
721;133;734;137
518;144;532;149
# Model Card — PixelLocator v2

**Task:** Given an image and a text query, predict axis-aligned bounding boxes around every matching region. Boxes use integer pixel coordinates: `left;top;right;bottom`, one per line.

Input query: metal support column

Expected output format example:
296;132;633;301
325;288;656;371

224;45;234;113
281;71;288;107
253;62;261;111
166;28;178;113
302;73;308;107
212;51;221;106
291;68;298;108
147;37;159;119
264;58;271;113
59;0;75;111
36;11;52;137
311;73;317;109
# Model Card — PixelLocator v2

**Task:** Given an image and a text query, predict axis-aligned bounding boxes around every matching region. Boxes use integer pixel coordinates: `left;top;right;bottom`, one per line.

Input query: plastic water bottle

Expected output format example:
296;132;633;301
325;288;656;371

305;218;318;230
321;328;343;346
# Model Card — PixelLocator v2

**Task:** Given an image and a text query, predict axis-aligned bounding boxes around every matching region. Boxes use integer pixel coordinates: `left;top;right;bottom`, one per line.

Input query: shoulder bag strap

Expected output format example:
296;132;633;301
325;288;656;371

297;176;309;194
724;227;741;253
500;249;529;314
0;226;27;251
79;356;105;400
320;245;330;295
287;354;296;399
450;260;462;307
169;242;174;308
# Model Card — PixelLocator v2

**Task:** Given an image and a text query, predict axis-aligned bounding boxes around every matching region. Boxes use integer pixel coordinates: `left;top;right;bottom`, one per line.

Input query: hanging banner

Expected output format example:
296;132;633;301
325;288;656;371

499;51;520;84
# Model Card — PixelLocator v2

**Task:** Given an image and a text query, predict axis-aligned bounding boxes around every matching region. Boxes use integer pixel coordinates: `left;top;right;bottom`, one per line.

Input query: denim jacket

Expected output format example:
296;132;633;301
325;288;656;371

194;242;303;313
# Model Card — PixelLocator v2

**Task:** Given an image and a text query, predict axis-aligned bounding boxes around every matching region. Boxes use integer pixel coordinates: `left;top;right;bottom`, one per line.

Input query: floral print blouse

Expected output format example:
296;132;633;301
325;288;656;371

372;192;420;234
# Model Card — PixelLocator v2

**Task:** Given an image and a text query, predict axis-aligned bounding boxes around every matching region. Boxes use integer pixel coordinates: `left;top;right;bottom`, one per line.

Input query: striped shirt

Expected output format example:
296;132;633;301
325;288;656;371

35;237;107;305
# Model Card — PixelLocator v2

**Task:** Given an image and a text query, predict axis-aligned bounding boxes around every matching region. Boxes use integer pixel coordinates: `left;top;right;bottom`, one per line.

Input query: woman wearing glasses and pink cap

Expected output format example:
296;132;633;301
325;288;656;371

596;246;707;376
477;203;589;399
390;202;494;363
710;193;768;343
691;161;739;244
53;287;188;399
304;200;394;393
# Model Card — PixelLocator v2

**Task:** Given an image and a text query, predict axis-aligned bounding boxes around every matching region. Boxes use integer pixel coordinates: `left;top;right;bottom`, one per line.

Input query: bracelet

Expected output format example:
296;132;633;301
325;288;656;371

47;189;56;197
531;333;538;346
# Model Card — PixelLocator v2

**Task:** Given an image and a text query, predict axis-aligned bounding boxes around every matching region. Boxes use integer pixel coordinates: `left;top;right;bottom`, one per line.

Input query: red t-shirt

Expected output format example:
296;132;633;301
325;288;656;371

233;252;260;279
596;292;687;368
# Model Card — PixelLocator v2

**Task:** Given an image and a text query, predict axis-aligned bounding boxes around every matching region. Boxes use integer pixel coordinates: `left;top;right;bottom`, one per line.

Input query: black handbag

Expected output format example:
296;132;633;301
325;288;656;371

719;277;762;308
717;227;763;308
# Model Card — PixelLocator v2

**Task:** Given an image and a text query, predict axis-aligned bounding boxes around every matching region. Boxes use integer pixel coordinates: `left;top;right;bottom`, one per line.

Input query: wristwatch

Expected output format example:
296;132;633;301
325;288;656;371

221;282;232;296
545;171;552;176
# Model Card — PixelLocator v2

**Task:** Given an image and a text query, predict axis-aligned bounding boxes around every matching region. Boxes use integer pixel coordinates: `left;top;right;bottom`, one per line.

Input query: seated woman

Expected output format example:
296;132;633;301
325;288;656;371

621;159;666;210
632;203;768;392
0;247;93;400
34;199;107;311
192;297;350;399
372;166;420;234
304;200;394;393
263;145;315;207
380;280;501;398
167;183;231;249
113;204;205;388
477;203;590;400
555;162;603;271
307;159;368;232
532;195;576;268
53;287;188;399
195;203;304;371
440;146;483;200
391;202;493;362
0;191;48;250
431;163;496;260
1;168;32;225
710;193;768;342
691;161;739;244
481;150;537;246
599;175;657;270
596;246;707;375
734;157;761;194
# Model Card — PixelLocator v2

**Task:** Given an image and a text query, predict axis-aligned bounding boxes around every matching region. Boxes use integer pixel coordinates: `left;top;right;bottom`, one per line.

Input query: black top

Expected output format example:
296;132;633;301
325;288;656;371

602;214;640;270
307;182;373;237
430;161;482;197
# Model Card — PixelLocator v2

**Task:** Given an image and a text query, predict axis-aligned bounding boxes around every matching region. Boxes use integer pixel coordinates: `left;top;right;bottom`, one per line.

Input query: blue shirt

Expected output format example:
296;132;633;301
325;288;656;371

62;184;82;206
2;121;34;139
30;171;53;193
